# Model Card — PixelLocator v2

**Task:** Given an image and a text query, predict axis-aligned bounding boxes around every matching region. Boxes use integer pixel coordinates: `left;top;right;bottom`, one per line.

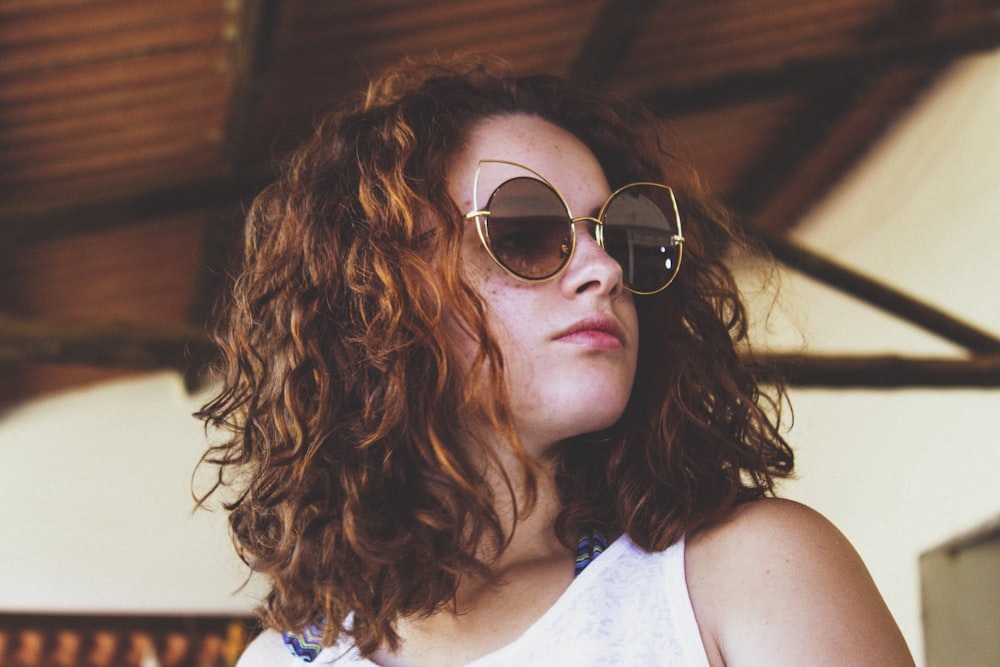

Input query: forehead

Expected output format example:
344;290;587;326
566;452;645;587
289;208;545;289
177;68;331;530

448;114;610;209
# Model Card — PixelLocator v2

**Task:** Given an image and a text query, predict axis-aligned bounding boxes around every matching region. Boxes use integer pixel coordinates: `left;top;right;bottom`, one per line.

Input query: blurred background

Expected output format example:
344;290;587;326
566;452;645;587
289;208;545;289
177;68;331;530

1;1;999;665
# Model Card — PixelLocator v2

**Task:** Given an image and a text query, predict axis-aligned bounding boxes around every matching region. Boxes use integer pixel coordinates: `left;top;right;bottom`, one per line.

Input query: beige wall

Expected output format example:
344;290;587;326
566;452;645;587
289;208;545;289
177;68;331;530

0;373;264;613
752;47;1000;665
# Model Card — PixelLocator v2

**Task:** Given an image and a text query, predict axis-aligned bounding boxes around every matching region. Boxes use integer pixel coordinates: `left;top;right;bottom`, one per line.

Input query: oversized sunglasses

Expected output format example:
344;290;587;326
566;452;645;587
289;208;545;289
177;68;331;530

465;160;684;295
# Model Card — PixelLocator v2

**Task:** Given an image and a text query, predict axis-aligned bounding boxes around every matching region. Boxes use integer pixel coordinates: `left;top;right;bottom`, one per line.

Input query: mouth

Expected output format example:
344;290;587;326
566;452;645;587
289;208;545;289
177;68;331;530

554;315;627;349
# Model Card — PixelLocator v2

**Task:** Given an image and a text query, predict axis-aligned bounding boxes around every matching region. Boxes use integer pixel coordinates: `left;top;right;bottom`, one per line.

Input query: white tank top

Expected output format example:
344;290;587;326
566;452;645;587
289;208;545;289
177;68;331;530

237;535;710;666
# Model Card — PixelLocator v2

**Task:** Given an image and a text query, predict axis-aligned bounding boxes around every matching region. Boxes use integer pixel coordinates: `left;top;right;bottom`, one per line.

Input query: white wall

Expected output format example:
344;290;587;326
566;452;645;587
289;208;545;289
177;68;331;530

750;47;1000;665
0;372;265;614
1;47;999;667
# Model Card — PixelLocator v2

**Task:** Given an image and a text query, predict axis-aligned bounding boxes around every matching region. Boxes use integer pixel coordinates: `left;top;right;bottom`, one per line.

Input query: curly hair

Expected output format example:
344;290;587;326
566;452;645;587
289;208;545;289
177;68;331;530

197;54;793;657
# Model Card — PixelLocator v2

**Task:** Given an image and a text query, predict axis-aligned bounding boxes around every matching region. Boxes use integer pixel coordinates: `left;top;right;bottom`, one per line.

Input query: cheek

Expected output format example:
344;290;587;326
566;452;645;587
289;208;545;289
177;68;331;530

440;267;518;368
476;279;538;343
460;243;531;330
455;233;547;378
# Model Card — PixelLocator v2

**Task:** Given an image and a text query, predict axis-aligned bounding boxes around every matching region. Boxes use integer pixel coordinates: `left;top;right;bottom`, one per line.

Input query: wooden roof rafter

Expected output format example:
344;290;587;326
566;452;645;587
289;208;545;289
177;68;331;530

753;232;1000;388
640;10;1000;114
3;1;1000;394
183;0;284;388
0;170;265;248
2;307;998;389
4;10;999;248
568;0;661;85
0;312;214;373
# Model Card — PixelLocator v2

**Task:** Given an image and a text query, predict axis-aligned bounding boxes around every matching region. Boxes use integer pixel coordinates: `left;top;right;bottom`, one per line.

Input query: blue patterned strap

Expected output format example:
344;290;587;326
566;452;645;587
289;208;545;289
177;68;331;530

574;528;608;577
282;528;609;661
283;621;325;662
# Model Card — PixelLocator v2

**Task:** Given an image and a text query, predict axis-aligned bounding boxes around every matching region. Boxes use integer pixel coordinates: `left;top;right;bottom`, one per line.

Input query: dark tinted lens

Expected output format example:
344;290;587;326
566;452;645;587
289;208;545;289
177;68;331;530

601;185;681;293
484;177;571;279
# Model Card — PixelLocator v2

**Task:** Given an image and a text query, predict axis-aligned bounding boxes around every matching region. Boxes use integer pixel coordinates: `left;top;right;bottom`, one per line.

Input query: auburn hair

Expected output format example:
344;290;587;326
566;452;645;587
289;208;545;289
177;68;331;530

197;55;793;657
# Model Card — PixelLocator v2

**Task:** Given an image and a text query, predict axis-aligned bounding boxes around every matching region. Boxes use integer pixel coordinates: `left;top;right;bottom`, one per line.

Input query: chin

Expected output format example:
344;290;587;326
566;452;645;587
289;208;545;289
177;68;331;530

566;407;628;440
511;375;633;447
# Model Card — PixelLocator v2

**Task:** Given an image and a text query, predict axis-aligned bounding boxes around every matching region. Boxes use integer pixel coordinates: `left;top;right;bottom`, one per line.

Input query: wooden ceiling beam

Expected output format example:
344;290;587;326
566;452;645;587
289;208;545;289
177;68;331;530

3;311;998;388
0;170;268;248
730;0;953;230
0;313;214;376
0;1;282;250
568;0;661;85
739;66;935;235
756;230;1000;356
184;0;283;388
726;73;874;230
641;16;1000;114
709;8;973;354
6;8;996;249
221;0;282;172
759;353;1000;389
710;16;1000;358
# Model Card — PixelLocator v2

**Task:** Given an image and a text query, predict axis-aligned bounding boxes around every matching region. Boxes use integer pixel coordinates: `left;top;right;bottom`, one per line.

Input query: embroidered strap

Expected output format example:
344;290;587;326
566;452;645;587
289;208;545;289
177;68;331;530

282;528;609;661
282;621;325;663
574;528;608;577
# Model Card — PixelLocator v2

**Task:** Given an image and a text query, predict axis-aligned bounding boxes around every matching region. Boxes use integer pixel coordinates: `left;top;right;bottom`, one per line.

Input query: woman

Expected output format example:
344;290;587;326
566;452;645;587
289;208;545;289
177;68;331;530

199;56;913;665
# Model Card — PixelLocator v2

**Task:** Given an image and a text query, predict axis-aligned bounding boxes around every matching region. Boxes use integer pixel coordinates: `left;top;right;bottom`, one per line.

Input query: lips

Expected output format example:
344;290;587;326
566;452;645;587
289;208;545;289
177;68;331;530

554;315;627;349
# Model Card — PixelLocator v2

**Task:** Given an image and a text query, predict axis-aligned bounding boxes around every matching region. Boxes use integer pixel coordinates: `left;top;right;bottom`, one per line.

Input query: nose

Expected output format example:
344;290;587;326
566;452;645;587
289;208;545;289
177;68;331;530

562;217;624;296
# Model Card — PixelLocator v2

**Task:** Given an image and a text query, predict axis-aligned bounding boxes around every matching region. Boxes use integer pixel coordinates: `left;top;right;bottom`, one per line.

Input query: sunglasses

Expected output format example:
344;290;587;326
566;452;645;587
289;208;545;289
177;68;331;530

465;160;684;295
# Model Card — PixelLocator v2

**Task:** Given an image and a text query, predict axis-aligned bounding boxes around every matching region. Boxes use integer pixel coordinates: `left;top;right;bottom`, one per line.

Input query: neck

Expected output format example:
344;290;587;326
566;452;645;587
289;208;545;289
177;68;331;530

499;467;566;565
376;439;575;667
476;439;568;569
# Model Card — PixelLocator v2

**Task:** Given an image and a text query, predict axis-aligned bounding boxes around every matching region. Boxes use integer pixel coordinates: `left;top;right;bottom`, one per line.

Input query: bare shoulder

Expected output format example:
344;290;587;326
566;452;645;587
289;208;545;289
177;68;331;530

686;498;914;667
689;497;852;559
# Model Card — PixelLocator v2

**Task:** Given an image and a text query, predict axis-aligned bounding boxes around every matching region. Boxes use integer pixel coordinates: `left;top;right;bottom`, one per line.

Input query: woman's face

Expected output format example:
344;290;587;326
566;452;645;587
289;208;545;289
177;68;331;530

446;114;639;456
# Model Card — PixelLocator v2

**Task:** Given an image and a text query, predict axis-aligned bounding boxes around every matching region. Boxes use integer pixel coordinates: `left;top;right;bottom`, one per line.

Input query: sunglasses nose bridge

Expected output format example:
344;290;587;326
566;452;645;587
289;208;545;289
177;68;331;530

570;215;603;245
569;214;617;267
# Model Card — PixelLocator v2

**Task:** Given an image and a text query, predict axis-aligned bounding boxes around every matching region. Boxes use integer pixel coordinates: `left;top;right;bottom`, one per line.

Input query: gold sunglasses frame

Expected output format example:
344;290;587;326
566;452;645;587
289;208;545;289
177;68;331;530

464;159;685;295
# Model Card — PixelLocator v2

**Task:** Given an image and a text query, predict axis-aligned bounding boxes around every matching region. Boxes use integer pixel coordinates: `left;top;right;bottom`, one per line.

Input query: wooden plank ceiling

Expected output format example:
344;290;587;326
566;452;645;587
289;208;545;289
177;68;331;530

2;0;1000;407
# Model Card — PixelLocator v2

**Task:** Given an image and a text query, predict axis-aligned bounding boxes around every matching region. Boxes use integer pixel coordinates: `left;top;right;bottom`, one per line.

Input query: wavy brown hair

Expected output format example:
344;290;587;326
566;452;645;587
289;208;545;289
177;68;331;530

197;55;794;656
